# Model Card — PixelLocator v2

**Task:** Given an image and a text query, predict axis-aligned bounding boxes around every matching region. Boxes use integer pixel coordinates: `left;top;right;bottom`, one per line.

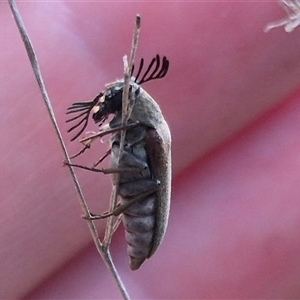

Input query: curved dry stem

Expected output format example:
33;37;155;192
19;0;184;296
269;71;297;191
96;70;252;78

8;1;130;299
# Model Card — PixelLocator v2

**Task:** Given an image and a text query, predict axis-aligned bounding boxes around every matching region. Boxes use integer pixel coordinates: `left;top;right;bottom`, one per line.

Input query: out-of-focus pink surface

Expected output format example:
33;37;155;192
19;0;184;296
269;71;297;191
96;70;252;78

2;2;300;299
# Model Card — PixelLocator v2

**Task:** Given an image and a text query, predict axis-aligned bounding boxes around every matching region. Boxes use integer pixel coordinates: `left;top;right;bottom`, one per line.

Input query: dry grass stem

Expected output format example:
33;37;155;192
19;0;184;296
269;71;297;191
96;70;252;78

103;15;141;249
7;1;139;299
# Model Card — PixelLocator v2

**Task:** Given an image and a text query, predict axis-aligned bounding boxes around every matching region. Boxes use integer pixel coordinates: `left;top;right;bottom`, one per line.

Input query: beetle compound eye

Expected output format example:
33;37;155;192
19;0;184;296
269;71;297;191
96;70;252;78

107;89;123;112
66;93;103;141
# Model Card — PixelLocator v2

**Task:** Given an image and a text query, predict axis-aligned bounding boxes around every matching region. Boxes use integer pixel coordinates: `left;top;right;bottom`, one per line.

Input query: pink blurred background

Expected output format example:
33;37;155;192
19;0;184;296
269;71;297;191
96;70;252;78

2;1;300;299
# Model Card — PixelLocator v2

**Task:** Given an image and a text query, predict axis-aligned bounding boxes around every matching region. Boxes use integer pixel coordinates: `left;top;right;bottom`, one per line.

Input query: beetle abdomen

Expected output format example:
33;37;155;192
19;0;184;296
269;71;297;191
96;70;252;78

110;123;160;270
123;194;156;270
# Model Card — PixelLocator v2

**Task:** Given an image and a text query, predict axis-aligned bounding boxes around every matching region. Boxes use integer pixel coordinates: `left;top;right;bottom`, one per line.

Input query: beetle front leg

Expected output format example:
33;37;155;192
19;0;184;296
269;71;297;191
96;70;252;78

67;121;139;160
79;121;139;144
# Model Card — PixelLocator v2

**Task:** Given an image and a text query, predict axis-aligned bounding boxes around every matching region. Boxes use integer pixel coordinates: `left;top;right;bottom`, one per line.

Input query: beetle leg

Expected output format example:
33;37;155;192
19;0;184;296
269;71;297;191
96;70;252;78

115;147;148;170
63;162;143;174
83;181;159;220
68;143;91;160
93;148;112;167
68;121;139;161
66;147;111;167
114;188;157;216
118;179;160;198
79;121;139;144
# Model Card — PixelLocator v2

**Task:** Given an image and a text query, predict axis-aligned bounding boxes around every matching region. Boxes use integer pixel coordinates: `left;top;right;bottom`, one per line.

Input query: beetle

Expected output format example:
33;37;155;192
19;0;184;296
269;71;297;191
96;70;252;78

66;55;171;270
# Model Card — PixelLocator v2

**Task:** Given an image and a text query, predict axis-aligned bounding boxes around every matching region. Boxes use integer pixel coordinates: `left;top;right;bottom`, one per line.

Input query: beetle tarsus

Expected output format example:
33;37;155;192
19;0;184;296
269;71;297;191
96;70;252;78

82;211;113;220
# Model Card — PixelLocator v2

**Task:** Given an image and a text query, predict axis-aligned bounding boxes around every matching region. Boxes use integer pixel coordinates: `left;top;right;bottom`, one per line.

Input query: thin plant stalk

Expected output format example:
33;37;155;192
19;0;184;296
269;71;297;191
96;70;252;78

7;0;130;299
103;15;141;249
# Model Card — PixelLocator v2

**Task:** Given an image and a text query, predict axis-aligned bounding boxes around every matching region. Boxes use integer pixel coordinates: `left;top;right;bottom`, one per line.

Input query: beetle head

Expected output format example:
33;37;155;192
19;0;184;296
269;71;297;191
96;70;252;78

66;55;169;141
92;82;123;124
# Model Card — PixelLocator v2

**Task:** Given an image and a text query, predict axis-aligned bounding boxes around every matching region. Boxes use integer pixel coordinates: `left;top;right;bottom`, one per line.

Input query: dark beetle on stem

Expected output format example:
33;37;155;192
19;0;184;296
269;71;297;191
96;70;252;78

66;55;171;270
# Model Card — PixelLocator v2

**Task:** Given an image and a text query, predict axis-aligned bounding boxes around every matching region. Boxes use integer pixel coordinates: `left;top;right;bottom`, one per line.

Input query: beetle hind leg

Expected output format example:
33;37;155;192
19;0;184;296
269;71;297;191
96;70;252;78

82;179;159;220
